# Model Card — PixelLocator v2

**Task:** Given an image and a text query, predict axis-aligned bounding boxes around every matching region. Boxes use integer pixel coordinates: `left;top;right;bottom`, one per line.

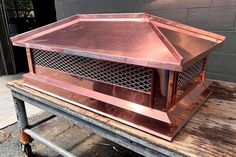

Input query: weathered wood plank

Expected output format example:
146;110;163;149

7;80;236;157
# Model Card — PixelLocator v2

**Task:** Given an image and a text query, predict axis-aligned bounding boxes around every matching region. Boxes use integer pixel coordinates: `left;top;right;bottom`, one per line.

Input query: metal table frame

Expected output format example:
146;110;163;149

8;81;180;157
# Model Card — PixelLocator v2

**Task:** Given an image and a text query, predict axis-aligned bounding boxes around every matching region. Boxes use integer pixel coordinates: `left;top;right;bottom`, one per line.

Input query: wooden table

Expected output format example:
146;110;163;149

7;80;236;157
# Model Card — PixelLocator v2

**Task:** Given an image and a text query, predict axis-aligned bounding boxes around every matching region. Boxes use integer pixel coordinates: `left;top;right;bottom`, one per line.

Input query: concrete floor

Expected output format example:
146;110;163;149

0;112;143;157
0;75;143;157
0;74;43;129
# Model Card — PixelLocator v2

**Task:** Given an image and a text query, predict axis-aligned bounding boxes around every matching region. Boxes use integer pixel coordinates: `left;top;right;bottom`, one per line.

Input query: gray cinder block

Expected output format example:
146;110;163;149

207;53;236;75
149;9;188;23
188;7;236;29
212;31;236;54
206;72;236;82
54;0;65;20
167;0;212;9
142;0;211;10
212;0;236;7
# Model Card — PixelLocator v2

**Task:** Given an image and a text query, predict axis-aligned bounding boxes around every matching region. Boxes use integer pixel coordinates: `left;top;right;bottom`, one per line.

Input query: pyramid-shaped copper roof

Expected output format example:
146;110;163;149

11;13;225;71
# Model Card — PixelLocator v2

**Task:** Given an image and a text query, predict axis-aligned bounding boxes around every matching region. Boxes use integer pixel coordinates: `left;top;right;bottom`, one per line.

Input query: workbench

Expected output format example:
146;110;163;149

7;80;236;157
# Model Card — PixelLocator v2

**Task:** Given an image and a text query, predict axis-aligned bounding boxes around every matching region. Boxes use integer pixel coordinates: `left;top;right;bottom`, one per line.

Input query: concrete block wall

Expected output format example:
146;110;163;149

54;0;236;82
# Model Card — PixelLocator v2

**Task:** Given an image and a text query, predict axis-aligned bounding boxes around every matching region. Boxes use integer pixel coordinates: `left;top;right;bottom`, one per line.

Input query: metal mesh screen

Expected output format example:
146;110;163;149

31;49;152;93
177;59;205;90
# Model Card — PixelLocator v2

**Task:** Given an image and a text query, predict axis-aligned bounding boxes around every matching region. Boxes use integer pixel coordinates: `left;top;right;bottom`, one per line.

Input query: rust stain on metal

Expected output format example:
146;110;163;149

11;13;225;141
19;132;33;145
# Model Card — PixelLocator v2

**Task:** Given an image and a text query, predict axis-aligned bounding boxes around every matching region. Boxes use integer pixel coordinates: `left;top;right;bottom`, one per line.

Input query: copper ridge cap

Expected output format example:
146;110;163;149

145;13;225;43
145;13;225;69
78;13;183;65
78;12;147;22
78;12;223;41
147;16;184;64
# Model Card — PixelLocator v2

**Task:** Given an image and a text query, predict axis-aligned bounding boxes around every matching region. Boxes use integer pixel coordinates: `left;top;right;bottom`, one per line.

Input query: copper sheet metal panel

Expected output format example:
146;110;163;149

11;13;225;141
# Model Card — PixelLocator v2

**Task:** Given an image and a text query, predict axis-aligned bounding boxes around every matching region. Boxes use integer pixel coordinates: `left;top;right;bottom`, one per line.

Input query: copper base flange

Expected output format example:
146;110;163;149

23;73;212;141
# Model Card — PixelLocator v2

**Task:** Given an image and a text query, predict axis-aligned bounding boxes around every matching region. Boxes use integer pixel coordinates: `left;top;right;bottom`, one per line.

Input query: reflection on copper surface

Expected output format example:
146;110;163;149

11;13;225;71
11;13;225;141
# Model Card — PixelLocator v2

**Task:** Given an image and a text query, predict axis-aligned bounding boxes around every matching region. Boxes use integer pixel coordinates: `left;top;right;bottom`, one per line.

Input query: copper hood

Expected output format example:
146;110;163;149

11;13;225;141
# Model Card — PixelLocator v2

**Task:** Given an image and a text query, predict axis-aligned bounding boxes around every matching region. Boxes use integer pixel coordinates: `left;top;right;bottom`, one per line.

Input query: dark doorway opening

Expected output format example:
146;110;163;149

4;0;57;73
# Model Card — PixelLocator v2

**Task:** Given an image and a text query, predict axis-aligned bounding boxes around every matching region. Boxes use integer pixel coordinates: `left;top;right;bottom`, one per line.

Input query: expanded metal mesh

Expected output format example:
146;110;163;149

31;49;152;93
177;59;205;90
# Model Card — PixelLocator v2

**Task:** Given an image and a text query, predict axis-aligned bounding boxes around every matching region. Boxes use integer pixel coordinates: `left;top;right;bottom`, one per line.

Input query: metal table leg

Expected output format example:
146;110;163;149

13;96;76;157
13;97;33;157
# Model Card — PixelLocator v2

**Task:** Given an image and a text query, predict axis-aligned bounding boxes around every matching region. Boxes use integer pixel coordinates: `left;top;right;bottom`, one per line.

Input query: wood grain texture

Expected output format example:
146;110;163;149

7;80;236;157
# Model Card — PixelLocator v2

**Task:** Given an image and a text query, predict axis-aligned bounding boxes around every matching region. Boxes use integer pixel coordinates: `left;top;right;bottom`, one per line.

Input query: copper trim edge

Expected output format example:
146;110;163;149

22;73;213;141
23;83;172;141
24;73;170;124
169;88;212;140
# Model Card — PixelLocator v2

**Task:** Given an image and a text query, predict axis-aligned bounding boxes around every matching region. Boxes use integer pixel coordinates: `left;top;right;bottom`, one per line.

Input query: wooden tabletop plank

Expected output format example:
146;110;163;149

7;80;236;157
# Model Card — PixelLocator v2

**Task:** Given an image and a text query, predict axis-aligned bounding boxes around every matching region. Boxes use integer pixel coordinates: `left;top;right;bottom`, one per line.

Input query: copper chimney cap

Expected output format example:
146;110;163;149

11;13;225;71
11;13;225;141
